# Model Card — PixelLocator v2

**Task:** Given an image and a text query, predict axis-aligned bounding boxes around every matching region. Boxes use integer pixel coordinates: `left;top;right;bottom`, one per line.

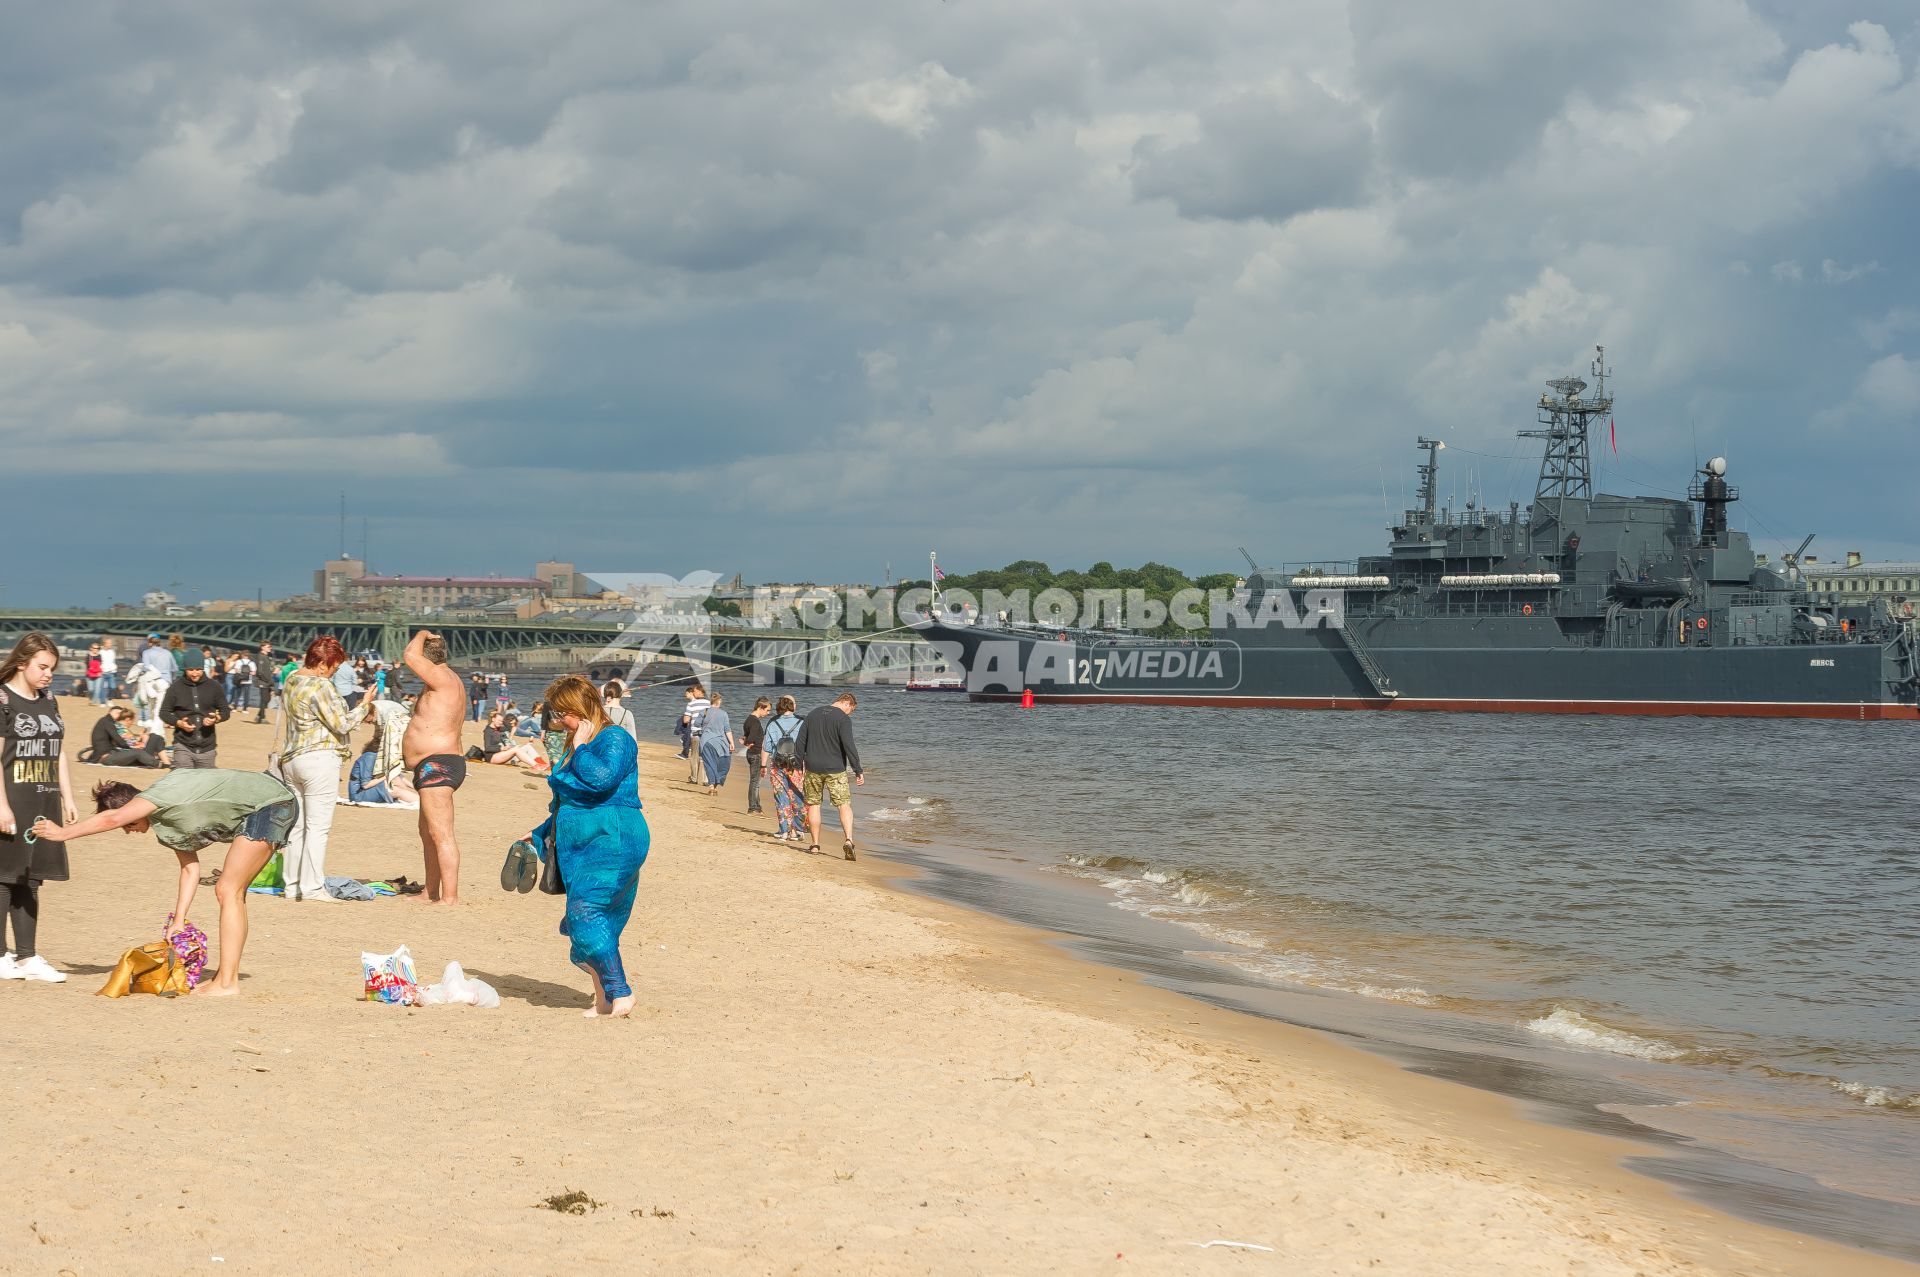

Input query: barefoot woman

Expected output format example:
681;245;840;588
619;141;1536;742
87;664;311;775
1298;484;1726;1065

526;675;649;1018
32;770;298;996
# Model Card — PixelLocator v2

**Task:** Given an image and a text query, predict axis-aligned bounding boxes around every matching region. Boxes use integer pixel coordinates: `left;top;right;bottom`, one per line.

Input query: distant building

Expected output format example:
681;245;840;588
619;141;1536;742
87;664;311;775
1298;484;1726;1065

350;575;551;611
141;589;177;610
1802;552;1920;610
536;560;593;596
310;557;592;611
315;557;367;604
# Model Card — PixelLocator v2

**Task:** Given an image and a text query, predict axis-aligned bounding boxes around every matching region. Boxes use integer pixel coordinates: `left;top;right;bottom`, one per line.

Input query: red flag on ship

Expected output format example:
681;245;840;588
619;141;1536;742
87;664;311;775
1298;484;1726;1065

1609;416;1617;456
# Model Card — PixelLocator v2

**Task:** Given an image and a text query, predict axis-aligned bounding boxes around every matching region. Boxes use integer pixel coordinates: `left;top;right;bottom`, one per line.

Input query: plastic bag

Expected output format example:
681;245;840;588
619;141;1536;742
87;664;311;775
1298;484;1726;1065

361;944;419;1005
417;961;499;1009
251;851;284;890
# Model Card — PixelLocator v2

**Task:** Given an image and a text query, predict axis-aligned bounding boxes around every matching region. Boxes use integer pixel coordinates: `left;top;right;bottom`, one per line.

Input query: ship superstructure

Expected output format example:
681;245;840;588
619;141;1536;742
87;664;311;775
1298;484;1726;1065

924;349;1919;719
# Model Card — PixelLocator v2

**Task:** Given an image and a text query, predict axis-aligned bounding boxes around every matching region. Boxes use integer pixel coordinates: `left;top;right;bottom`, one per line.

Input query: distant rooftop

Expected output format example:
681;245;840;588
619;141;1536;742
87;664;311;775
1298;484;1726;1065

353;575;548;588
1802;561;1920;576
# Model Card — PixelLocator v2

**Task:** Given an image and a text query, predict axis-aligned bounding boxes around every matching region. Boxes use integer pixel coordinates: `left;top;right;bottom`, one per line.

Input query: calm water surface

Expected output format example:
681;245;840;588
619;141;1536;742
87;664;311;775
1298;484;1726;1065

579;678;1918;1253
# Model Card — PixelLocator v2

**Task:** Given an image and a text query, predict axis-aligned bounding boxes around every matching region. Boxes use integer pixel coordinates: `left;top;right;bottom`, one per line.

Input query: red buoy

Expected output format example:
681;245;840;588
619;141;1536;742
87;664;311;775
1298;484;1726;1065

1021;687;1035;708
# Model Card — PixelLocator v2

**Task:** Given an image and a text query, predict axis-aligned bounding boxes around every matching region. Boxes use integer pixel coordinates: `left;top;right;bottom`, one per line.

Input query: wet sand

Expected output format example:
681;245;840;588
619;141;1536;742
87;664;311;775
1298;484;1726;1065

0;696;1909;1275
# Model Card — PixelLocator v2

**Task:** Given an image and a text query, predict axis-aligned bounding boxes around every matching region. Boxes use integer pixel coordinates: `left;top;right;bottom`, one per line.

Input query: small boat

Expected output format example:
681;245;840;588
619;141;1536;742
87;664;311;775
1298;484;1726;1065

905;676;967;693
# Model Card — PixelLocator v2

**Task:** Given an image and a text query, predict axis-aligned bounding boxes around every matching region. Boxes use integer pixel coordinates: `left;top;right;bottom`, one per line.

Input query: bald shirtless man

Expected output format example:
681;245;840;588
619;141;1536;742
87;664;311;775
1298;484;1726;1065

401;630;465;903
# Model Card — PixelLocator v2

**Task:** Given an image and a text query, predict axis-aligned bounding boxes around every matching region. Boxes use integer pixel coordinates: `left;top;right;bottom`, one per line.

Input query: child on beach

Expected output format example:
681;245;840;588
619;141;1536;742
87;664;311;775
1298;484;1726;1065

31;770;300;995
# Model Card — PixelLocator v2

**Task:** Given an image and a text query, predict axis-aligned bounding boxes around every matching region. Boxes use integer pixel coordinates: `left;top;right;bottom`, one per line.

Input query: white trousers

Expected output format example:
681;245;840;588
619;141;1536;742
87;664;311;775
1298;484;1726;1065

281;751;341;900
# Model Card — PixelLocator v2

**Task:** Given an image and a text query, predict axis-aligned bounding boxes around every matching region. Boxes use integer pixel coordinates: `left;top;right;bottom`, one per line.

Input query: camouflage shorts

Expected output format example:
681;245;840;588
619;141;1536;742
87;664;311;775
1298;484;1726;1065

801;768;853;808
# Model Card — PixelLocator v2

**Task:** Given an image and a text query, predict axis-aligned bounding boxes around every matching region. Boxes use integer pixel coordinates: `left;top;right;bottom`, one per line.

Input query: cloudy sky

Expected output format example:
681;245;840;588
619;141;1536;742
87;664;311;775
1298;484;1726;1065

6;1;1920;606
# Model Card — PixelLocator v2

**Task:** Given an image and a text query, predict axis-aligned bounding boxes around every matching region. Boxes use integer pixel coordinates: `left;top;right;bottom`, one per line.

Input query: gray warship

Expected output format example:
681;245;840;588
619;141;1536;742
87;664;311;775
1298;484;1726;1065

923;349;1920;719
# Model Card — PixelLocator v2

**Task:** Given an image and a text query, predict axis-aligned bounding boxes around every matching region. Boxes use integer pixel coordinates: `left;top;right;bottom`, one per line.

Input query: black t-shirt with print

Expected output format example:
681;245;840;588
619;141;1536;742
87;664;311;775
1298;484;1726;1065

0;686;69;882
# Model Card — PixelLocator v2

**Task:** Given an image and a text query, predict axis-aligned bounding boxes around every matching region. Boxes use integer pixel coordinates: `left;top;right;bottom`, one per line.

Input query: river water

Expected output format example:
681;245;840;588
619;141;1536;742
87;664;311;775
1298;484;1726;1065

565;678;1918;1258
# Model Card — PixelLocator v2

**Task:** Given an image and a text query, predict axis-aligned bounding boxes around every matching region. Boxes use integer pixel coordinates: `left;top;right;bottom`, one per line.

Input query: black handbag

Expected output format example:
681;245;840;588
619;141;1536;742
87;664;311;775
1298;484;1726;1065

541;821;560;891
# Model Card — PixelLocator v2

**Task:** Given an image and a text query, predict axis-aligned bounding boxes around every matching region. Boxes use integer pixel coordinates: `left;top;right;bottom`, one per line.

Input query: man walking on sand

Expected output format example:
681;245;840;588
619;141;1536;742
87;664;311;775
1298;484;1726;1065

683;683;710;785
797;691;864;860
402;631;466;903
251;642;276;723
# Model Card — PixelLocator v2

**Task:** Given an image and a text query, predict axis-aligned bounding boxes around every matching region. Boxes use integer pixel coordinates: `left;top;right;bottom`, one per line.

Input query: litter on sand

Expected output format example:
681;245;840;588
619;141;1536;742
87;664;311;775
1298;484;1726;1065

417;961;500;1009
362;945;419;1004
1189;1240;1276;1251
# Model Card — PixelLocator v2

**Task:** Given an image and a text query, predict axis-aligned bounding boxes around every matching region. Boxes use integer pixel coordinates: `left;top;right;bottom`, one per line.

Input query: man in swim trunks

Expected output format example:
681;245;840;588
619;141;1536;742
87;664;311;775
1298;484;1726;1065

401;630;466;903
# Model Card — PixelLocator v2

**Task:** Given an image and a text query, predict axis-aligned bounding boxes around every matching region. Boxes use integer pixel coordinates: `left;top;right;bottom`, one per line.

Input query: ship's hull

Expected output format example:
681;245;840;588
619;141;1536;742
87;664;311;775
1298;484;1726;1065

922;619;1919;720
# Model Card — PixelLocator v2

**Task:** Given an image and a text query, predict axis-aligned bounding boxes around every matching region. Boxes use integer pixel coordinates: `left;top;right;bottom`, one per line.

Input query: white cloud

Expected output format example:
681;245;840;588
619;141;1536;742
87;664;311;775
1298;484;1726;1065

835;62;976;137
1821;258;1879;283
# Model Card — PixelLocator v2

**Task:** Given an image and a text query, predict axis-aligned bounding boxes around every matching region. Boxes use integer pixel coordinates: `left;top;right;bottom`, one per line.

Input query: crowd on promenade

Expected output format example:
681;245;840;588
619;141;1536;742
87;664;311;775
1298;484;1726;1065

2;629;869;1017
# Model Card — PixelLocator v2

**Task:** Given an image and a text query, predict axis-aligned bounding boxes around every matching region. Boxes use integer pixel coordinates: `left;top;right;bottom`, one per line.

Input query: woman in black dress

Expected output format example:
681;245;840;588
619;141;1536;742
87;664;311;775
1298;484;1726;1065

0;632;76;984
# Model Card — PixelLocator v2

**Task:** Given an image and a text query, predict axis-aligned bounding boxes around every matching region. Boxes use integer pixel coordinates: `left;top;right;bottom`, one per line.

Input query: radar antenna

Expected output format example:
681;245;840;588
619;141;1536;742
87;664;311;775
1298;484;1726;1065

1518;345;1612;531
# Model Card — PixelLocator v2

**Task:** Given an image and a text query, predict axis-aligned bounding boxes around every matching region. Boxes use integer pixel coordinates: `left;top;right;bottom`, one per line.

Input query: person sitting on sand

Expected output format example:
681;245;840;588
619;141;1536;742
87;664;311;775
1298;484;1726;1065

83;706;167;768
348;726;419;805
31;770;300;996
481;712;549;771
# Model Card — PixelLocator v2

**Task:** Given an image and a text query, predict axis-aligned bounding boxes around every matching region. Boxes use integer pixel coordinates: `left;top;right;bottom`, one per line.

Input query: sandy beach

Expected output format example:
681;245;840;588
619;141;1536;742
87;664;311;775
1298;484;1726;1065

0;696;1908;1276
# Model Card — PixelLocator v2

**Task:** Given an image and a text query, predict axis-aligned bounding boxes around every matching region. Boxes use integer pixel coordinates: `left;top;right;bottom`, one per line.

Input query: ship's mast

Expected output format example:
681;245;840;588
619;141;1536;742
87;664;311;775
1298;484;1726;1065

1416;436;1445;518
1518;345;1612;531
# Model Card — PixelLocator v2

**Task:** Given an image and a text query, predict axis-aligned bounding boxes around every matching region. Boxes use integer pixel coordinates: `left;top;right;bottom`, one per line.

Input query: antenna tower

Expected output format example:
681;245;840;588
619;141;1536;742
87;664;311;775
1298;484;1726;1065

1518;345;1612;529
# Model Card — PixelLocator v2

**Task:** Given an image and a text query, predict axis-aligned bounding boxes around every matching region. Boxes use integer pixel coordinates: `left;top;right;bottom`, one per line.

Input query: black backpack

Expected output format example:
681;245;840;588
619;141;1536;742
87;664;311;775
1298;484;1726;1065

769;718;802;768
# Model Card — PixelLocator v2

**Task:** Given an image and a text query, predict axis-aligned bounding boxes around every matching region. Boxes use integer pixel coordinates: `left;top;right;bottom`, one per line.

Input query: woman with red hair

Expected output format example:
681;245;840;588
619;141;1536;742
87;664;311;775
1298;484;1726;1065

275;636;370;901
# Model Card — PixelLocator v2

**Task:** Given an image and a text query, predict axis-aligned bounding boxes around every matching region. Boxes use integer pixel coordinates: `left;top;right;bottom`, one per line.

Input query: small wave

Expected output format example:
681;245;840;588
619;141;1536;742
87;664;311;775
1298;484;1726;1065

1524;1007;1691;1062
1064;852;1153;874
865;797;949;823
1829;1080;1920;1112
1191;949;1437;1006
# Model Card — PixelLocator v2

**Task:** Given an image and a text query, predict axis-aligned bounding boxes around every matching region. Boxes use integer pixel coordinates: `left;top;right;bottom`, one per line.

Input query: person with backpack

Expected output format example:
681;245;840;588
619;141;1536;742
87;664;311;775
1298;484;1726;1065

761;695;804;841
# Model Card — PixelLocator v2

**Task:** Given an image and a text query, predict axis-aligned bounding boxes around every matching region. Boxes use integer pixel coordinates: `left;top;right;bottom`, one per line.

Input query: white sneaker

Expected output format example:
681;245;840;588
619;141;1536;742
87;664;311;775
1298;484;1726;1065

13;955;66;983
0;953;21;980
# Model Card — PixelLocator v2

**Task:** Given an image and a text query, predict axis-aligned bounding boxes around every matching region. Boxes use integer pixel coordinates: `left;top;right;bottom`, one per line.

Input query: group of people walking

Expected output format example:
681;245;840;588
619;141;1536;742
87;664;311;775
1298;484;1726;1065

680;683;866;859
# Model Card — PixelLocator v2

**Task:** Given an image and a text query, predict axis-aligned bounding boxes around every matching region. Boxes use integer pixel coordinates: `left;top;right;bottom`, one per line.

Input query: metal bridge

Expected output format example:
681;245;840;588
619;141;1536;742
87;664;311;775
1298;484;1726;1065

0;610;924;680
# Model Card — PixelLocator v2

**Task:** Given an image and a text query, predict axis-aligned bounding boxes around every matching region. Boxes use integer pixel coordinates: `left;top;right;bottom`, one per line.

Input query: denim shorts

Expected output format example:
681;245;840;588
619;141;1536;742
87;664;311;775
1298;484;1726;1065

241;798;300;849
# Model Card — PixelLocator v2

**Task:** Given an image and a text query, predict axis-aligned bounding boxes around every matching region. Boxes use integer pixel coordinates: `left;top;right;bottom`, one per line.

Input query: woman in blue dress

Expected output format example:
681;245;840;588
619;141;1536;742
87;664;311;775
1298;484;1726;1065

528;675;649;1018
697;691;735;796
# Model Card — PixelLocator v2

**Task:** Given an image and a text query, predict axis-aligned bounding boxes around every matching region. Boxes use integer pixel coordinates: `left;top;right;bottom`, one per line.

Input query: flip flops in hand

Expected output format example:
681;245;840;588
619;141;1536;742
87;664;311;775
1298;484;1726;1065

501;839;540;893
